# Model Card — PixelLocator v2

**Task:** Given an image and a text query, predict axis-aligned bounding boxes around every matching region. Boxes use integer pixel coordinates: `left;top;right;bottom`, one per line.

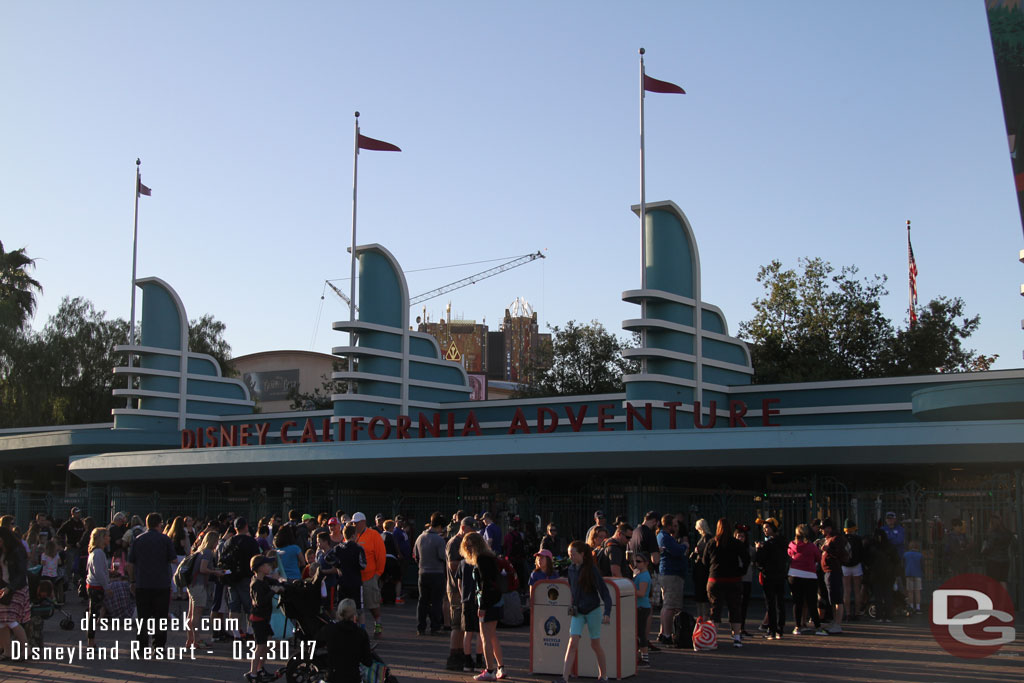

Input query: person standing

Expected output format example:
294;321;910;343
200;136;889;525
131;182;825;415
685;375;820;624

85;527;110;647
127;513;177;649
219;518;261;640
352;512;386;638
882;512;906;590
552;540;612;683
461;532;507;681
0;527;30;658
942;518;969;577
413;512;447;637
787;524;824;635
755;520;788;640
481;512;502;556
656;514;686;645
445;516;474;672
689;518;713;620
702;518;750;648
903;540;924;614
841;519;865;620
819;519;847;633
633;553;653;667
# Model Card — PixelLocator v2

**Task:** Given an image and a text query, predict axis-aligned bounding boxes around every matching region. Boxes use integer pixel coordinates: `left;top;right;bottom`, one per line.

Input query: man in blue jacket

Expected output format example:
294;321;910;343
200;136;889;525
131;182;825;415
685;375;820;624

656;514;687;645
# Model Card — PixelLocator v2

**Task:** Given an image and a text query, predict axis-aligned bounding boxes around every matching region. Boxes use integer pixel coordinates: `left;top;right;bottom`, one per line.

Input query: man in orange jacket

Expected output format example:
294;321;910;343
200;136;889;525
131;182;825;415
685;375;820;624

353;511;387;638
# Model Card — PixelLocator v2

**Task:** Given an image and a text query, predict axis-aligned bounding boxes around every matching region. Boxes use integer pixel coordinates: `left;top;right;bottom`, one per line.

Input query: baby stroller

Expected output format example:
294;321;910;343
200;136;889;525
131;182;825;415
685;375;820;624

865;582;913;620
273;573;332;683
25;570;74;648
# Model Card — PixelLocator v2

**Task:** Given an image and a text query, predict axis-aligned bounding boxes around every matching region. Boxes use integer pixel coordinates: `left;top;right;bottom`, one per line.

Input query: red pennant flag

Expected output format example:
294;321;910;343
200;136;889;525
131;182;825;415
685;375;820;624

644;74;685;95
137;177;152;197
358;134;401;152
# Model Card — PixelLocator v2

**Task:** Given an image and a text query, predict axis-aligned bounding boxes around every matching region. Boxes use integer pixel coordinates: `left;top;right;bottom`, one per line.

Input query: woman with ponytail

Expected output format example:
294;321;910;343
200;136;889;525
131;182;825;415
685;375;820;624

553;540;612;683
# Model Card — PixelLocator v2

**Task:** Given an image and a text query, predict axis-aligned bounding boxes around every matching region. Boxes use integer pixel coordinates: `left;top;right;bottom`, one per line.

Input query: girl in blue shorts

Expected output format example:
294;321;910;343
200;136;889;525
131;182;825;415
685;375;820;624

553;541;612;683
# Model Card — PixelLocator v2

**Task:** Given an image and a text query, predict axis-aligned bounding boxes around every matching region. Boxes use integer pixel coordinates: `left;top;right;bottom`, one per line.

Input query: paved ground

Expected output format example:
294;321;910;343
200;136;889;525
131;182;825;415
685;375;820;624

0;597;1021;683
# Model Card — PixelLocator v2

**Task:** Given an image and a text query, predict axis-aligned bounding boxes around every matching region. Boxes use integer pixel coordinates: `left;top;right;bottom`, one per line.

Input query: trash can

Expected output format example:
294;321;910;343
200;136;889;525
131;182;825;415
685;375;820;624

530;577;636;680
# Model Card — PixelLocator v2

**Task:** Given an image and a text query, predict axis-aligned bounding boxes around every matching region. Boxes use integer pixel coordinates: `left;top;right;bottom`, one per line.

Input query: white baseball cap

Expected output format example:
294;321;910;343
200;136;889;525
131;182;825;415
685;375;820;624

352;512;367;523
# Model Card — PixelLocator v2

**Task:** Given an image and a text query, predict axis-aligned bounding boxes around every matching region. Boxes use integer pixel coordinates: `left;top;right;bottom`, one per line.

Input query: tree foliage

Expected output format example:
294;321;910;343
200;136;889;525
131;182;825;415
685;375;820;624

0;240;42;333
189;313;234;375
0;293;235;427
739;258;996;384
287;361;347;411
514;320;635;398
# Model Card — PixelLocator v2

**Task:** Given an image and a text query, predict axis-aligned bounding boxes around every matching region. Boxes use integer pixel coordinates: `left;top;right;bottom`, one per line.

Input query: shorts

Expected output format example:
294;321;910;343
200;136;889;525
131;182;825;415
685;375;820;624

482;605;501;623
187;583;208;609
449;588;463;627
362;576;382;610
905;576;922;591
569;607;604;639
825;571;844;606
338;584;362;610
226;581;252;614
251;619;274;645
841;564;863;577
660;574;684;610
461;603;479;632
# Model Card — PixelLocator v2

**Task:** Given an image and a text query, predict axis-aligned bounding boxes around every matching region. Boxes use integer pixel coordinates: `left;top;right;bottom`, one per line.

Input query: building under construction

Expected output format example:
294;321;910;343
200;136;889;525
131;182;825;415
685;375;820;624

417;297;550;383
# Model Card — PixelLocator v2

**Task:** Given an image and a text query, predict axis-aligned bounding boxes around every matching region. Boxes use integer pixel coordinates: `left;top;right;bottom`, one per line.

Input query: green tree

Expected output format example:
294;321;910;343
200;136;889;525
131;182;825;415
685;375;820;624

189;314;234;374
514;320;633;398
740;258;994;383
881;296;998;374
0;241;42;333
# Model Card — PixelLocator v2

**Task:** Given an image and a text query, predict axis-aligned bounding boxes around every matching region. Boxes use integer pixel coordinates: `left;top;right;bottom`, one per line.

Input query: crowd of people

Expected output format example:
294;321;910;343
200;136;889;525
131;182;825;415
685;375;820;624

0;503;1016;680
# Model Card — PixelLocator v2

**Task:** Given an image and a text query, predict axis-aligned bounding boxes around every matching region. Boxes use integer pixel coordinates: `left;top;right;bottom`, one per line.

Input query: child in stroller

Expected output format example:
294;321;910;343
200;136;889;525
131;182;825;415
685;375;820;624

24;571;74;648
274;571;396;683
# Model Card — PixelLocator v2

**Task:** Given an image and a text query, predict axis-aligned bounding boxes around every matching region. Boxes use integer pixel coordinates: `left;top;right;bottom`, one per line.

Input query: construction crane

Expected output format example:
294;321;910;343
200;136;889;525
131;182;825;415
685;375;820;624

324;280;358;313
323;250;545;311
409;250;545;306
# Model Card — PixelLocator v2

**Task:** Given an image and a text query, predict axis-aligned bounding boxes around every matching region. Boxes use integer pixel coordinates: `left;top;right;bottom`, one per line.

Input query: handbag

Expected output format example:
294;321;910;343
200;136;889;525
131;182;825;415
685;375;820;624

692;616;717;651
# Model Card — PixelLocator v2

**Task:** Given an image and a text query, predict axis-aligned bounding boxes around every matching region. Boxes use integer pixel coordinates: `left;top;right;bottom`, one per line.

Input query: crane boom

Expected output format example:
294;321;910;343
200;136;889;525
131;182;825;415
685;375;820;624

325;280;358;313
409;251;545;306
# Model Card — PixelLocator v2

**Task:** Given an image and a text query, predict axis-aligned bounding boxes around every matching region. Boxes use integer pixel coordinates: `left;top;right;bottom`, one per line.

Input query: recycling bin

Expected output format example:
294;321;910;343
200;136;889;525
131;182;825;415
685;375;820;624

530;577;636;680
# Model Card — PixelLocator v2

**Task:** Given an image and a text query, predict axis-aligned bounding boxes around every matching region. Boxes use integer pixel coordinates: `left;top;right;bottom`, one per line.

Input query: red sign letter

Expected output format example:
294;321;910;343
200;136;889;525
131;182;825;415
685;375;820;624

626;402;652;431
507;407;531;434
762;398;781;427
300;418;318;443
368;416;392;440
462;411;482;437
597;404;615;432
693;401;717;429
256;422;269;445
537;407;558;433
729;401;748;428
565;405;588;432
181;430;195;449
663;402;682;429
280;421;297;444
396;415;411;439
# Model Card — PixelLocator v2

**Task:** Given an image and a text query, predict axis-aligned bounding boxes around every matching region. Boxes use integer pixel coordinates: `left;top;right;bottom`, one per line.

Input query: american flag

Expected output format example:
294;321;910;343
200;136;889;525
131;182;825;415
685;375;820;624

908;224;918;325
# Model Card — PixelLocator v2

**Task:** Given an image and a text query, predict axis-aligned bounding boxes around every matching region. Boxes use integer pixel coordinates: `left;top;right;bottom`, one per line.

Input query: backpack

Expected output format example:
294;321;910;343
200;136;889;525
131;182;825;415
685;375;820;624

217;538;247;580
173;553;199;589
498;589;525;626
672;611;695;649
496;556;520;593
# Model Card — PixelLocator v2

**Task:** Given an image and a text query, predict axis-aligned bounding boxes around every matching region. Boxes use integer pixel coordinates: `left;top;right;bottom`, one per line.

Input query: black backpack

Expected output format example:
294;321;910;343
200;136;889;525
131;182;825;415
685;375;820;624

672;611;696;649
217;538;247;580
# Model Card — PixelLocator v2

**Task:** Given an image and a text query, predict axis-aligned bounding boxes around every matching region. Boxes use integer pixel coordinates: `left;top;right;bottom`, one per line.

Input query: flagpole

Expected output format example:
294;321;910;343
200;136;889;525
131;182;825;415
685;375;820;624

348;112;360;394
639;47;648;373
128;158;141;407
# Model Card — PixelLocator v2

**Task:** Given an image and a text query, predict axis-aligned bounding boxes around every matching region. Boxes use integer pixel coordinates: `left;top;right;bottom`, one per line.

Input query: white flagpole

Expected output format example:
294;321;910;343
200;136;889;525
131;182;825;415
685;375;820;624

348;112;360;394
128;158;141;407
639;48;648;373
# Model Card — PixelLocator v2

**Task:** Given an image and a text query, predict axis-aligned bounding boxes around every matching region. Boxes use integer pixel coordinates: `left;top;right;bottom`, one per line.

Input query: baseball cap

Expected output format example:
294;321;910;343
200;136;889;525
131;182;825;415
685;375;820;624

886;511;896;518
594;510;606;518
328;517;340;526
460;516;476;529
821;518;835;529
534;549;553;559
734;523;751;532
301;514;314;522
843;518;857;530
352;512;367;523
71;507;82;514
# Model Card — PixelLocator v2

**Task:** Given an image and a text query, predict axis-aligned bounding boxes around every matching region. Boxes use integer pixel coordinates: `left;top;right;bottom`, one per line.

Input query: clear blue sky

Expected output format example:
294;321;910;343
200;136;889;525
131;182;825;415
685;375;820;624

4;2;1022;368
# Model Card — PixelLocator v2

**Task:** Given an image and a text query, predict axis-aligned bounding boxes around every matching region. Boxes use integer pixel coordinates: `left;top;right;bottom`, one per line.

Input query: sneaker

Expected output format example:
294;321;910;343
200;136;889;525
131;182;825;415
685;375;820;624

827;625;843;635
244;675;257;683
464;655;476;672
638;659;651;667
758;623;769;632
792;627;801;635
373;622;383;639
656;634;673;645
814;628;828;635
763;633;774;640
647;643;660;652
395;597;406;605
496;666;507;680
732;637;743;648
773;632;782;640
254;670;274;683
741;630;752;637
474;671;497;682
